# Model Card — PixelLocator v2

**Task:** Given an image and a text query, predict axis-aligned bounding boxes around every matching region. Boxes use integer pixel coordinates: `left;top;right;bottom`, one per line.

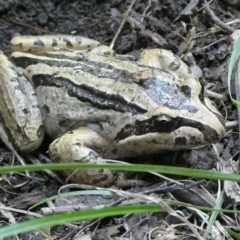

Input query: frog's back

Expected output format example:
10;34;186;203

11;51;161;138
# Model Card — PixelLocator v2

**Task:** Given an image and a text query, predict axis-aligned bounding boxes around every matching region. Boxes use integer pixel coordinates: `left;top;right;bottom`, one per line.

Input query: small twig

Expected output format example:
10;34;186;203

0;202;16;224
225;120;238;129
0;205;42;218
205;89;228;101
142;0;152;19
2;16;49;34
110;0;136;49
127;16;167;47
149;16;186;41
203;0;235;34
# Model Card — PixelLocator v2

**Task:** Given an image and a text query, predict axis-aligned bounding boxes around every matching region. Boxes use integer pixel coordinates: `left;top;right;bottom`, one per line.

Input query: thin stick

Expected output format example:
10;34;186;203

110;0;136;49
203;0;235;34
2;16;49;34
127;16;167;47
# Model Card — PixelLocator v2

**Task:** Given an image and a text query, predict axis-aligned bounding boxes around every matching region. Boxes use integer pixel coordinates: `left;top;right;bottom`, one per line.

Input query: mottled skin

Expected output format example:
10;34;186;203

0;36;225;187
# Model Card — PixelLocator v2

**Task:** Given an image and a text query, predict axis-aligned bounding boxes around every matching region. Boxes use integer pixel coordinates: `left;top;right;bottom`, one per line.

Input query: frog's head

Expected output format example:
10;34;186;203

115;77;225;150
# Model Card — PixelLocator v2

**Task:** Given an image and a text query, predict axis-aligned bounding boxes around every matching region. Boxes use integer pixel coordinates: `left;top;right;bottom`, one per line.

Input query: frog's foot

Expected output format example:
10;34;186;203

49;127;146;188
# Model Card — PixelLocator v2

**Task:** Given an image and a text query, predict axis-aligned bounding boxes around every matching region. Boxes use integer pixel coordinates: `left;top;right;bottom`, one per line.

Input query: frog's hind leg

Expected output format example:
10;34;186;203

0;53;44;153
49;127;145;188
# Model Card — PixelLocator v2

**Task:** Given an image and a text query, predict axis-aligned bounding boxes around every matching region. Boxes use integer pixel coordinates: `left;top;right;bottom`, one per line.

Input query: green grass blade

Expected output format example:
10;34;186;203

1;163;240;182
228;36;240;106
0;205;162;238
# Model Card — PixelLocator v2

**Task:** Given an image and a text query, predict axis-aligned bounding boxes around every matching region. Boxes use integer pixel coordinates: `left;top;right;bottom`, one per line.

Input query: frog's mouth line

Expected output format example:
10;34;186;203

115;116;222;144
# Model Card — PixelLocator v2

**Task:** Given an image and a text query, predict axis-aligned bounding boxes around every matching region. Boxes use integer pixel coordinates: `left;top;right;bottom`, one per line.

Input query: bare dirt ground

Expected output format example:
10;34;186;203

0;0;240;239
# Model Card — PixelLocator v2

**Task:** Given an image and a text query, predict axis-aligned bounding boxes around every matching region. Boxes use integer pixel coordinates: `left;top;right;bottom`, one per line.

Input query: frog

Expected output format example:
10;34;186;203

0;35;226;187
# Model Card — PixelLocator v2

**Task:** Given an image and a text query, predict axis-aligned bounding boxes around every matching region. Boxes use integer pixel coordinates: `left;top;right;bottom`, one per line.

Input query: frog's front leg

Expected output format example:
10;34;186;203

0;52;44;153
49;127;143;188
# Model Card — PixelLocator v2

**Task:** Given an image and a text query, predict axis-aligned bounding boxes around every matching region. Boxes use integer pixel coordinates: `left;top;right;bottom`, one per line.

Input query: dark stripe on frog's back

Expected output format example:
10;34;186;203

11;52;150;85
32;74;147;115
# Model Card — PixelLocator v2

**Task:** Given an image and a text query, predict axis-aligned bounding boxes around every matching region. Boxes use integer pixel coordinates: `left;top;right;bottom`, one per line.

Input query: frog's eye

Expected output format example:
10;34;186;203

156;115;171;123
154;115;177;132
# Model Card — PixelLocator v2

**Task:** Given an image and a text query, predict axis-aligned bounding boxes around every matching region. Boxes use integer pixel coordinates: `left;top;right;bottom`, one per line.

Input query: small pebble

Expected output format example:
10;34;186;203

38;12;48;26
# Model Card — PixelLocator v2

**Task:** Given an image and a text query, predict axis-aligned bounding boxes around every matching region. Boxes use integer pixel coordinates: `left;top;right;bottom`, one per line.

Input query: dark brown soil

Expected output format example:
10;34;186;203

0;0;239;239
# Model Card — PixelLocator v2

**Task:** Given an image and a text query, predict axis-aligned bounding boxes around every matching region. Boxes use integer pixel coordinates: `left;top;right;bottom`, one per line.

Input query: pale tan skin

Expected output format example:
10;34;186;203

0;35;225;187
